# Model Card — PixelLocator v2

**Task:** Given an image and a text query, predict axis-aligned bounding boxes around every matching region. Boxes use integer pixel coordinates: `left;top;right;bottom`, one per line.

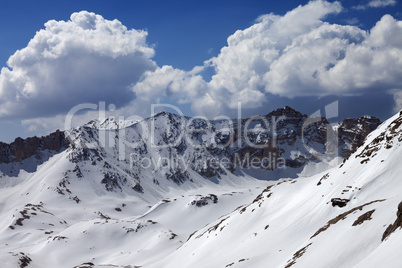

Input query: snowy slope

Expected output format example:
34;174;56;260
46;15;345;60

0;139;271;267
152;111;402;268
0;107;394;268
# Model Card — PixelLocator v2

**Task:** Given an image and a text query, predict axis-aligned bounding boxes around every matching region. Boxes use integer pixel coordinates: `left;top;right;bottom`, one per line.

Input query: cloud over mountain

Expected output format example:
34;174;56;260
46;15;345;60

134;0;402;117
1;1;401;130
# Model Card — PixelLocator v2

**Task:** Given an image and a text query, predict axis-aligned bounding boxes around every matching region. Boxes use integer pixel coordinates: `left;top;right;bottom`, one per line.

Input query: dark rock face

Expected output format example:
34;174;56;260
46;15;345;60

357;115;402;161
331;198;350;208
228;106;324;171
132;183;144;193
0;130;68;163
382;201;402;241
266;106;305;118
0;107;380;182
352;209;375;226
190;194;218;207
338;116;381;158
226;107;380;172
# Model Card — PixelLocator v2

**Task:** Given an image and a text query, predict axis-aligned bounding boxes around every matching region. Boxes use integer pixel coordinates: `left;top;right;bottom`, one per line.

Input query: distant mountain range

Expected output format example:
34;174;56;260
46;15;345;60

0;106;380;179
2;106;401;268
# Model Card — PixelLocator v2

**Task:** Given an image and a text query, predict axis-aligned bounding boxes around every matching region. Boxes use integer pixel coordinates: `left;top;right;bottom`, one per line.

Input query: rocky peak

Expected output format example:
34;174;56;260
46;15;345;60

339;116;381;133
0;107;382;183
338;115;381;158
266;106;306;118
356;112;401;161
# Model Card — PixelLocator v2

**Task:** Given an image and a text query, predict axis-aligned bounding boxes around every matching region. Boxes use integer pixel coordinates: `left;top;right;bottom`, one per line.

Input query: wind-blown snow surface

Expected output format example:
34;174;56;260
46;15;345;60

0;142;271;267
153;111;402;268
0;111;401;267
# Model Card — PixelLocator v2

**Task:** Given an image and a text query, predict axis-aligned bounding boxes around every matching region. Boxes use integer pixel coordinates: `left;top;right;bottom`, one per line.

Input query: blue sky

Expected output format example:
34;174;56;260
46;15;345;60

0;0;401;142
0;0;302;70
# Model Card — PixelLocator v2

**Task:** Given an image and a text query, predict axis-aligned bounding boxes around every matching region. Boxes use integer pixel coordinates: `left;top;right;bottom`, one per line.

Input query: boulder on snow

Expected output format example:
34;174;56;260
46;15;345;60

331;198;349;208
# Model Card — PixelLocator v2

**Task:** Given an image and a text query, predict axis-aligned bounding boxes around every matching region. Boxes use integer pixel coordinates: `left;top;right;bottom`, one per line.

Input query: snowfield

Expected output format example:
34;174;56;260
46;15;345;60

0;109;401;267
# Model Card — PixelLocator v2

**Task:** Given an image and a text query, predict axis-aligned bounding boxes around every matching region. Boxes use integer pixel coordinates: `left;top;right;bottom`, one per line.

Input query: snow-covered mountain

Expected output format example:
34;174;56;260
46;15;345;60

0;106;380;182
154;110;402;268
1;106;399;268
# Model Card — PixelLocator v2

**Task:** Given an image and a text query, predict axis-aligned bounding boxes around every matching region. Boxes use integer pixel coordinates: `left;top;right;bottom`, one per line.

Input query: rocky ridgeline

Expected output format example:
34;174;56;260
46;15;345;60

231;106;330;169
0;107;381;186
356;111;402;163
338;115;381;158
0;130;68;163
202;106;381;171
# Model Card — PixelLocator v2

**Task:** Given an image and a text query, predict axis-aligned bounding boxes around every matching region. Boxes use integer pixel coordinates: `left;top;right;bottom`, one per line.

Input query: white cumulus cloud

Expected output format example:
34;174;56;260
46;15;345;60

2;1;402;134
0;11;156;119
207;0;343;106
132;0;347;117
131;0;402;117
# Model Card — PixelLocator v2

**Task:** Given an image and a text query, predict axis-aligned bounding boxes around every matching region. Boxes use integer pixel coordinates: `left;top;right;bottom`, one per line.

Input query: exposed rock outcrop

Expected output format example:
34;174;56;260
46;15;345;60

0;130;68;163
338;116;381;158
0;107;381;186
382;201;402;241
331;198;350;208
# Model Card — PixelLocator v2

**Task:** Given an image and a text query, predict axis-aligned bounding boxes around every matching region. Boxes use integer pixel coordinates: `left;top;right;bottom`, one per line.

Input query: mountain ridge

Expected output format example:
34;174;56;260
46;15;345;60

0;106;381;176
1;106;395;268
0;108;402;268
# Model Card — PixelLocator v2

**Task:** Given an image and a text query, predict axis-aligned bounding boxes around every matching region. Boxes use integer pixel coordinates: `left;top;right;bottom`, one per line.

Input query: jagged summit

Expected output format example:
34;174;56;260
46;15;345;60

84;116;140;130
0;107;381;179
152;110;171;117
0;109;400;267
337;115;382;157
266;106;306;118
149;109;402;268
